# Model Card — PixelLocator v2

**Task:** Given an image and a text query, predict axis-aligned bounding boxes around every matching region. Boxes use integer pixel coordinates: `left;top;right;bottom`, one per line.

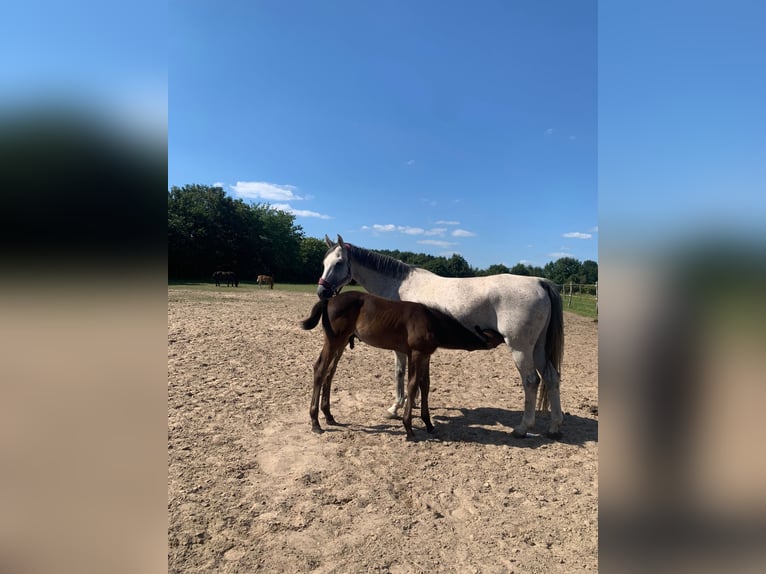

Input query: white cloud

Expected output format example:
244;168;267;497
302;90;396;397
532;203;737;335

548;251;571;258
562;232;592;239
418;239;457;249
271;203;331;219
231;181;303;201
363;224;446;236
452;229;476;238
405;159;415;166
368;224;397;232
212;181;225;188
435;220;460;226
545;128;554;135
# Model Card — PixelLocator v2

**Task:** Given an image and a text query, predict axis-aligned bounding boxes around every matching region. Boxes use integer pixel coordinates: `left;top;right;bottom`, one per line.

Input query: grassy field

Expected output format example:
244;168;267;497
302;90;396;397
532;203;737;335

169;281;598;319
562;293;599;319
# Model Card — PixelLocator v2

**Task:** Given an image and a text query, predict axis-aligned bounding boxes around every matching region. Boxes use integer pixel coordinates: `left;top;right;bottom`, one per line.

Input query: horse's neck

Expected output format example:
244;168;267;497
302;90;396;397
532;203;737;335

350;256;407;300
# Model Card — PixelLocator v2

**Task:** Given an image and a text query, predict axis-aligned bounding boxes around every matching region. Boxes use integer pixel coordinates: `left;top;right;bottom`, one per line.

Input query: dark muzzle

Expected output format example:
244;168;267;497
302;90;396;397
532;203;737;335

317;277;340;299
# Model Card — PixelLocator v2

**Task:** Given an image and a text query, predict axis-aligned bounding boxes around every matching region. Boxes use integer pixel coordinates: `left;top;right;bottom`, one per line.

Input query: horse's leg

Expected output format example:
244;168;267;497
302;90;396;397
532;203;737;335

418;355;434;433
402;354;419;440
511;348;540;438
320;347;345;425
386;351;408;418
536;344;563;439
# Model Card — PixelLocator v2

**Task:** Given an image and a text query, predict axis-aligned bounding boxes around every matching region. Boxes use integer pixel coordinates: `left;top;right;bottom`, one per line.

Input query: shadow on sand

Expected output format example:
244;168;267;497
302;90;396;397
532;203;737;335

334;406;597;447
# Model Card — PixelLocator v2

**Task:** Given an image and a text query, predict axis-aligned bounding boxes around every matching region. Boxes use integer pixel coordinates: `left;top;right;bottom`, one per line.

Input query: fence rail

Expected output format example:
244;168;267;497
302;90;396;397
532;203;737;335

556;282;598;316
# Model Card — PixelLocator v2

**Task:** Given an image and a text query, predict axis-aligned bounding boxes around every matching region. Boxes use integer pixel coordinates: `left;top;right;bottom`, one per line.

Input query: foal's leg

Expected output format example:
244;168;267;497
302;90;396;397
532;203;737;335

511;348;540;438
415;354;434;433
321;347;345;425
386;350;408;418
401;355;420;440
310;346;335;433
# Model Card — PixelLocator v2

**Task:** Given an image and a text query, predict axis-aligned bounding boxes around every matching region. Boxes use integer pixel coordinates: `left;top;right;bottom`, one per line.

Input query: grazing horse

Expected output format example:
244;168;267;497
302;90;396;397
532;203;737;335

212;271;238;287
317;235;565;438
300;291;504;439
257;274;274;289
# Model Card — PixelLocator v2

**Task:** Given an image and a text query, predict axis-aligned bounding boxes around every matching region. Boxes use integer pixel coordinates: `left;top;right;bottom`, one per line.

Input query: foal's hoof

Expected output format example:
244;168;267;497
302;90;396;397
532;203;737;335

325;415;337;425
311;426;324;434
545;430;563;440
512;428;528;439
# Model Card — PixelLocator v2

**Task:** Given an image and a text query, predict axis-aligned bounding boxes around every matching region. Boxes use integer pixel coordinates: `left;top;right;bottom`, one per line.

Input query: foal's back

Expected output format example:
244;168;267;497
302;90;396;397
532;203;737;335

327;291;496;354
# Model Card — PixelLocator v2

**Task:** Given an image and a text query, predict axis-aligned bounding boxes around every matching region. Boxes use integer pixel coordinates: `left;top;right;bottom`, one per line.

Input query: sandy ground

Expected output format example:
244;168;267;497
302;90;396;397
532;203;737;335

168;286;598;573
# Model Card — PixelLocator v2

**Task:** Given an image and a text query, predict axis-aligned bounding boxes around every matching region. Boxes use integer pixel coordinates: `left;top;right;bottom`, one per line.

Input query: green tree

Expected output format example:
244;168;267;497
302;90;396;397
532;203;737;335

168;184;239;278
544;257;584;285
509;263;529;276
479;263;512;276
581;260;598;284
445;254;473;277
256;205;304;280
298;236;329;283
168;184;310;281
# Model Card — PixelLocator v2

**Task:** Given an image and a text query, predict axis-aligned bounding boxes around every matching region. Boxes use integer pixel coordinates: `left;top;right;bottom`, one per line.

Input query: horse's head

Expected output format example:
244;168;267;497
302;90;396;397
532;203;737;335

317;234;353;299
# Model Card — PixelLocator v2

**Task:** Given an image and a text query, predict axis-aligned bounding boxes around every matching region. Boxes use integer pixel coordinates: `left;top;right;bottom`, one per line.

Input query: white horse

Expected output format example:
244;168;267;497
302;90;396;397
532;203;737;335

317;235;564;438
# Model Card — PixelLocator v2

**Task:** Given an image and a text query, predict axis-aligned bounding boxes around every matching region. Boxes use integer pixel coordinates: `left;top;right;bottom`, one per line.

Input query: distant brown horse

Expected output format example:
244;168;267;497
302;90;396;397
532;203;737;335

212;271;238;287
257;274;274;289
300;291;504;439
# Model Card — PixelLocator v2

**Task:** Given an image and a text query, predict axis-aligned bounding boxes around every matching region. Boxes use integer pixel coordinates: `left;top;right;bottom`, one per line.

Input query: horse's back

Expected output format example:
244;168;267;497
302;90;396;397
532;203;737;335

399;271;554;340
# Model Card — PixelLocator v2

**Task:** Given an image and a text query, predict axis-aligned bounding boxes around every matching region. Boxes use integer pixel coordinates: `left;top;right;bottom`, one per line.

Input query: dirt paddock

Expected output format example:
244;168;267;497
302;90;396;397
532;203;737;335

168;287;598;573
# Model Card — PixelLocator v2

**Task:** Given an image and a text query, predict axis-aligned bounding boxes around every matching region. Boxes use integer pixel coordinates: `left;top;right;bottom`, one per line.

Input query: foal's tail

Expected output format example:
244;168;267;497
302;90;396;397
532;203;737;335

300;299;327;331
537;279;564;412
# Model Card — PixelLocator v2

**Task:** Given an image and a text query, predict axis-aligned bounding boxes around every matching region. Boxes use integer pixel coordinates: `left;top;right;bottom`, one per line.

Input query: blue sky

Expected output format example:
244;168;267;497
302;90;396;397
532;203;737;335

599;1;766;250
169;0;597;270
1;1;166;136
2;1;762;270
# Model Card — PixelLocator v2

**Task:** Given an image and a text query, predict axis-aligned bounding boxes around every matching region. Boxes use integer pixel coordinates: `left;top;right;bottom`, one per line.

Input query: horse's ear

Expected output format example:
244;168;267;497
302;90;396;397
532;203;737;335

337;234;345;247
324;234;333;247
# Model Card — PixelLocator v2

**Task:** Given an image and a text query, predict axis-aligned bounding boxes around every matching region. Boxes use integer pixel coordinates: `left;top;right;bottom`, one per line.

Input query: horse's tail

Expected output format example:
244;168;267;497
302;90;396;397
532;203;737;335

300;300;327;331
537;279;564;412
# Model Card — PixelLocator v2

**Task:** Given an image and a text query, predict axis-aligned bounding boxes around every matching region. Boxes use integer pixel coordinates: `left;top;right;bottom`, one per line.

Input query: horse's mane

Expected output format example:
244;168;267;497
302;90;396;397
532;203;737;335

331;243;413;280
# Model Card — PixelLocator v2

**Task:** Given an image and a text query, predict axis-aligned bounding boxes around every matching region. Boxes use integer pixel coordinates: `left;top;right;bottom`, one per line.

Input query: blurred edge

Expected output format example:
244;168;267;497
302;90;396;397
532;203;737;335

599;235;766;573
599;0;766;570
0;101;168;574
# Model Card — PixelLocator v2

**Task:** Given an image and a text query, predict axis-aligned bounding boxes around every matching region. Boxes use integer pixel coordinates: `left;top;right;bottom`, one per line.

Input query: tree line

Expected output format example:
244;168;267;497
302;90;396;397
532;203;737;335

169;184;597;285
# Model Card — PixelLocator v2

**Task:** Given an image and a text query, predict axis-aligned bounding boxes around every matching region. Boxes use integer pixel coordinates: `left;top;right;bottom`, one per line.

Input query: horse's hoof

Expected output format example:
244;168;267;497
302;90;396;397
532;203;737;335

325;416;337;425
512;429;527;439
385;410;400;420
546;430;562;440
311;426;324;434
